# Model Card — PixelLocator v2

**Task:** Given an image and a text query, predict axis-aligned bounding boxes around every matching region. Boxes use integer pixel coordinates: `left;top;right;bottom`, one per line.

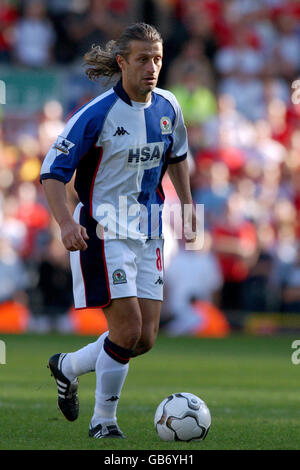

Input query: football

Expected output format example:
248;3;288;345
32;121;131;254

154;392;211;442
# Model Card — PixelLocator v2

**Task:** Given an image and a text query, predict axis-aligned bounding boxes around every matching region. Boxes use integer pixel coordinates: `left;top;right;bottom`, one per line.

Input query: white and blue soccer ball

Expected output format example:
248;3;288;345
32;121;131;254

154;392;211;442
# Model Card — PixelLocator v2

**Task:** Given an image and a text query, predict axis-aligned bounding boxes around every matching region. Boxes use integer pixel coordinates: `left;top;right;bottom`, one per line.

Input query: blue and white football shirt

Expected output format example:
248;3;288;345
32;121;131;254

40;80;188;239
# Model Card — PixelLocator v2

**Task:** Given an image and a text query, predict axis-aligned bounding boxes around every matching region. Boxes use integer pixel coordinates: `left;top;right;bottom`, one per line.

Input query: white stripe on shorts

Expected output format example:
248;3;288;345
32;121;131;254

70;203;87;308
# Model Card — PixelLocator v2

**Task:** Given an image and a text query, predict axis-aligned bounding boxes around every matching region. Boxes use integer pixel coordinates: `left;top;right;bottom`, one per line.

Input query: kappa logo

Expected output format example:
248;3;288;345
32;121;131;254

106;395;119;402
53;136;75;155
113;269;127;285
127;142;164;169
114;126;130;136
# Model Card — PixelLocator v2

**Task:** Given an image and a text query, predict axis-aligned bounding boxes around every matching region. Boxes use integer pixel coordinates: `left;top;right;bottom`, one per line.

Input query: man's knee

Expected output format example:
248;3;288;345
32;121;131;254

117;324;142;351
103;297;142;351
132;334;156;357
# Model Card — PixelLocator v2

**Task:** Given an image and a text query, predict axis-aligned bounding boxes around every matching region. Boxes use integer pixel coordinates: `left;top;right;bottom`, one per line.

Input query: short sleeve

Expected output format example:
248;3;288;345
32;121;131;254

168;103;188;164
40;105;103;184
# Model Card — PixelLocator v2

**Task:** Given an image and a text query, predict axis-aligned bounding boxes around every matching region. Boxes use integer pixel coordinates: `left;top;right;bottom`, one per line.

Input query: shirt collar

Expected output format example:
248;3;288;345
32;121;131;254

113;79;132;106
113;79;154;107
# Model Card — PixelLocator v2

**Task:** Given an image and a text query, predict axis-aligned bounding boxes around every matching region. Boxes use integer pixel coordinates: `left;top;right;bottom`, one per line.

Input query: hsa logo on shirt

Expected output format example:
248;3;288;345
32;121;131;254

127;142;164;169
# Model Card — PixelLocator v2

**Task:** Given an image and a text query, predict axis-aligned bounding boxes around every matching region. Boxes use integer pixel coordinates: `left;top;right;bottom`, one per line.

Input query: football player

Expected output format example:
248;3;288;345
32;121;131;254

41;22;197;439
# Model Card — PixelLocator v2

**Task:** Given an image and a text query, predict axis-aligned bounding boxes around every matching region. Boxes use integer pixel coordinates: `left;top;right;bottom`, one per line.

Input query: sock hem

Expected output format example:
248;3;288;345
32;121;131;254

104;337;133;364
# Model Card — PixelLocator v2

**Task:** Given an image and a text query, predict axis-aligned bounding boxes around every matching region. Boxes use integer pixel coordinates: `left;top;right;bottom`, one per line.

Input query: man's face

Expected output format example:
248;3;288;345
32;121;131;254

117;40;163;102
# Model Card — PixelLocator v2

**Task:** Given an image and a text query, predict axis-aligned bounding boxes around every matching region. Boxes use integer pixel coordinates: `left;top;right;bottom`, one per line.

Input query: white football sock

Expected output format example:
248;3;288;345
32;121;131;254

61;331;108;381
91;347;129;425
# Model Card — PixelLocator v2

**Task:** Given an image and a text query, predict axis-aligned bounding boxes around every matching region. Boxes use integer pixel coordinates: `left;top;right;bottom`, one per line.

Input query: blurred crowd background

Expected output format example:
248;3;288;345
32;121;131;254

1;0;300;335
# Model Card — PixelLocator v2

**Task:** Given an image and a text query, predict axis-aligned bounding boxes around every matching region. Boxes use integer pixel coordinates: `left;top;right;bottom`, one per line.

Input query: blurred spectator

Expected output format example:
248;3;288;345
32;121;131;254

254;119;287;164
217;74;266;122
16;134;42;184
202;94;255;149
53;0;126;64
38;100;65;156
177;0;219;62
272;11;300;80
166;38;216;91
160;0;219;85
214;24;265;78
267;98;293;147
170;67;217;126
213;18;268;121
15;182;50;259
0;195;28;255
0;236;28;304
240;252;275;312
0;0;19;63
279;244;300;313
192;161;233;228
163;232;223;335
211;192;258;310
263;77;291;106
13;0;55;67
47;0;82;15
33;237;73;331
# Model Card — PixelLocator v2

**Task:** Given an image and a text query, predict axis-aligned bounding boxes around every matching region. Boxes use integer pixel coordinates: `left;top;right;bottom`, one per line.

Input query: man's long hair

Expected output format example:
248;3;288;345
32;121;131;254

84;23;163;81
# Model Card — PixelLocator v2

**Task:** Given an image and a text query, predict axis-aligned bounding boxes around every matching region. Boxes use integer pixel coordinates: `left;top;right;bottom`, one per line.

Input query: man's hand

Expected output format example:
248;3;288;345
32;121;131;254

60;219;89;251
41;179;89;252
167;158;199;245
183;203;198;244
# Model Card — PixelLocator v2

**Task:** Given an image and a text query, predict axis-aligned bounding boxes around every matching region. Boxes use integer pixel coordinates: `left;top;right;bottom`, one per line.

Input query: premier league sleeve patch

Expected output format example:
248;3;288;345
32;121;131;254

53;136;75;155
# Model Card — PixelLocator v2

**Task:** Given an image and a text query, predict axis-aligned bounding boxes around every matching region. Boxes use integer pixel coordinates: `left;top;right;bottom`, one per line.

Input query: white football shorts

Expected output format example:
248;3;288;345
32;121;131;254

70;204;164;309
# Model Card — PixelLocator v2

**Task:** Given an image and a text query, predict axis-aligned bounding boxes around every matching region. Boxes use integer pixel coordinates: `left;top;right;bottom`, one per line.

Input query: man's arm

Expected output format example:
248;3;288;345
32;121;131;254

42;179;89;251
167;158;197;243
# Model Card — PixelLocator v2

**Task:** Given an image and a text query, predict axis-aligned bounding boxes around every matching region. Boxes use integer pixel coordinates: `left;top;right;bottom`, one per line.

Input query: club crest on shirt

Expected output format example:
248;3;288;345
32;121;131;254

53;136;75;155
160;116;172;135
112;269;127;285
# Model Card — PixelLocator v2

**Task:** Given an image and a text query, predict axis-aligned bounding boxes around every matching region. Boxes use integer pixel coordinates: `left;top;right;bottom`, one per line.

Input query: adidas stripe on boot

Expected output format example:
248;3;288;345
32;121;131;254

48;353;79;422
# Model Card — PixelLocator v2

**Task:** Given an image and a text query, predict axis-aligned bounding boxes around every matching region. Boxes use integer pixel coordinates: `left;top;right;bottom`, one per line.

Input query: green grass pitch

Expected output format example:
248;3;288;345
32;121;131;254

0;332;299;450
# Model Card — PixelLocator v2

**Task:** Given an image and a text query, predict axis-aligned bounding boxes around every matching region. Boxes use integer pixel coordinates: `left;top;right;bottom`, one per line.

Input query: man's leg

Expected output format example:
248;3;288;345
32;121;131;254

62;296;161;368
90;297;142;436
62;297;161;381
60;330;109;381
133;298;162;356
90;297;161;437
